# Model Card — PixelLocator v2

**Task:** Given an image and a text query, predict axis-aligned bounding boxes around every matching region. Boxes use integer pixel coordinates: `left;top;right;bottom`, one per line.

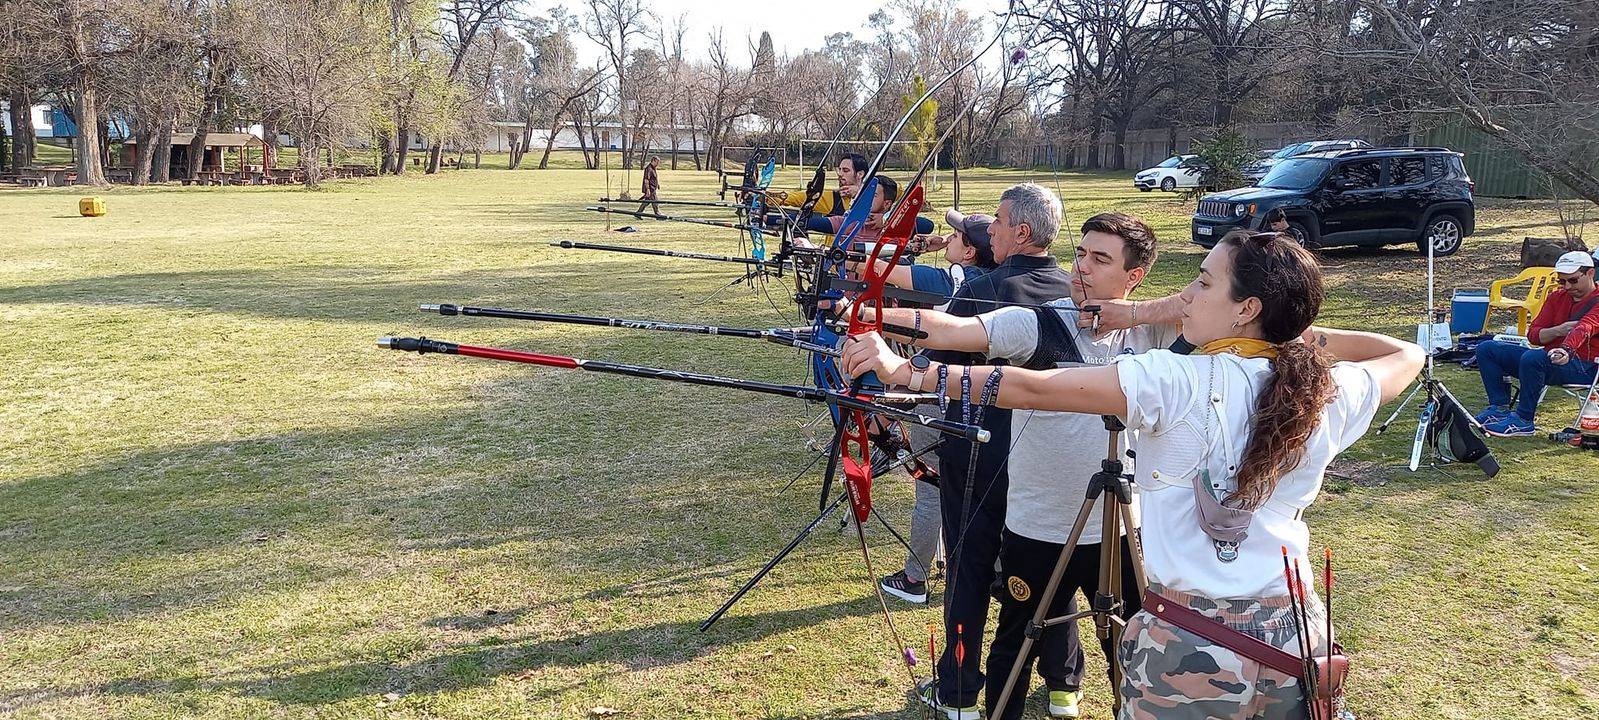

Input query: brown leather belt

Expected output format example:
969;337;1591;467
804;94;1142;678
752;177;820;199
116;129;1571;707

1142;589;1302;676
1142;589;1349;716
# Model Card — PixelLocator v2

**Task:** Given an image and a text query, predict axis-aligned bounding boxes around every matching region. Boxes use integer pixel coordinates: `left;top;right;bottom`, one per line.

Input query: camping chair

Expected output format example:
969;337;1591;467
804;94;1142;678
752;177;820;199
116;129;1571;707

1486;267;1560;336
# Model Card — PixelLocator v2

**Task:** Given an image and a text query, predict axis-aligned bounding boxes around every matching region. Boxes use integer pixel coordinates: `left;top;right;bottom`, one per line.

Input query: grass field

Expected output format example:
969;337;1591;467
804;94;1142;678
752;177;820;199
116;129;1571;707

2;164;1597;720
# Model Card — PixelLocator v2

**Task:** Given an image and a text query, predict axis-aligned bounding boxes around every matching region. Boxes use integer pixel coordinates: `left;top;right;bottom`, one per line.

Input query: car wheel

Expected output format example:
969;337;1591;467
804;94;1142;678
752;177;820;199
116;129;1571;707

1160;177;1176;192
1285;220;1316;249
1420;215;1463;256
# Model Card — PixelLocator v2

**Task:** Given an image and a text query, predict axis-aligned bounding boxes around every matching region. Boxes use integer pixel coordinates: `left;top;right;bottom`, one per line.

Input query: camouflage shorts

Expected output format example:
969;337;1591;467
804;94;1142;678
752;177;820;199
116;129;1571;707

1117;584;1329;720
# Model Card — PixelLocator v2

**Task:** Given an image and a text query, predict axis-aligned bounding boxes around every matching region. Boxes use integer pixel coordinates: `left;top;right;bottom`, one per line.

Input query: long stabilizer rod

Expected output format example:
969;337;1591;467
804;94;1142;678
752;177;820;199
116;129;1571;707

549;240;791;269
376;336;988;443
419;303;840;357
585;206;754;231
599;197;742;209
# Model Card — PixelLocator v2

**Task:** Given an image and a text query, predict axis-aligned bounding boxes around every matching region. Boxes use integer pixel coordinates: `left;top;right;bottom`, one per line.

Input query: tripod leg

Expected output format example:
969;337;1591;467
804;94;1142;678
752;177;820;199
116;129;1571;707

987;489;1102;720
1377;380;1423;433
1098;494;1127;715
1409;397;1436;472
1119;501;1148;593
701;490;850;632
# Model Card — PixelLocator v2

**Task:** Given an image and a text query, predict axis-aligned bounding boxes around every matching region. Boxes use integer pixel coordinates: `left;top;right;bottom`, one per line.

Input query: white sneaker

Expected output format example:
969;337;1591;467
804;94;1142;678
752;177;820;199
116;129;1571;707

880;570;929;604
916;678;981;720
1048;689;1082;718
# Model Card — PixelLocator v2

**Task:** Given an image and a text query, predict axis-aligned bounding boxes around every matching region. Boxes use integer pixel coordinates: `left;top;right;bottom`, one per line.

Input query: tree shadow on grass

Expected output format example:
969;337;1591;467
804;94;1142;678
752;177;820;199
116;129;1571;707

239;597;882;705
0;366;831;635
1;597;887;710
0;264;628;321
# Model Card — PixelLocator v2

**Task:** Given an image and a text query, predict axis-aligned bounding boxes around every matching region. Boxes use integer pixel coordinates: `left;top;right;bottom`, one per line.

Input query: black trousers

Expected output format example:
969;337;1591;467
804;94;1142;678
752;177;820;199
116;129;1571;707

636;197;660;216
984;529;1142;720
934;443;1008;707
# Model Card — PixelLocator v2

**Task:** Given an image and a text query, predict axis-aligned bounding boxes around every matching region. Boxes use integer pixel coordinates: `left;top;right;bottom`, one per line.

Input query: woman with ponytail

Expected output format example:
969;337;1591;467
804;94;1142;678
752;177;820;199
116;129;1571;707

842;231;1424;719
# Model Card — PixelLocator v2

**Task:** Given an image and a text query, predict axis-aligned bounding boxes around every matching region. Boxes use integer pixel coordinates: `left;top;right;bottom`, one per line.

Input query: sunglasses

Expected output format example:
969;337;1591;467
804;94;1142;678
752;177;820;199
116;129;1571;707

1557;274;1588;286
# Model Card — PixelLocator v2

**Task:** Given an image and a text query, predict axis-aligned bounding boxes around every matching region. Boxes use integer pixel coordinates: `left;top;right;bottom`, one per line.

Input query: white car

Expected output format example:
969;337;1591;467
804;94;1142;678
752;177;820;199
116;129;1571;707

1133;155;1205;192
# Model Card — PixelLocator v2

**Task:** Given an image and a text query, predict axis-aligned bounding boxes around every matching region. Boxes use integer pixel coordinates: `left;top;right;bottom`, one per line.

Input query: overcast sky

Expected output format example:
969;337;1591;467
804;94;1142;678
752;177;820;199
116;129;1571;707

554;0;1011;64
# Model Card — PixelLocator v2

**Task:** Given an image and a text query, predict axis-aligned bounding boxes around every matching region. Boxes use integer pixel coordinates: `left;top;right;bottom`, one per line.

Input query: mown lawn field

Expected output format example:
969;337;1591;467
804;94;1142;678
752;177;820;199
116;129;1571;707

1;160;1596;719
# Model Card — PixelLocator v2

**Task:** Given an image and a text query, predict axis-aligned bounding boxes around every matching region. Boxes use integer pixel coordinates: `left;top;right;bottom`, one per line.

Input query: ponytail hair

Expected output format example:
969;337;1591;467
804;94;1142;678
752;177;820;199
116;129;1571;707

1218;230;1335;510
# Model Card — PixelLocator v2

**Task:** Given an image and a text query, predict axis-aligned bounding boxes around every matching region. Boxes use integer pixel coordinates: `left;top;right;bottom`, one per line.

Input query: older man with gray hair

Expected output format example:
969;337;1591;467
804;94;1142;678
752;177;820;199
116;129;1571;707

916;182;1075;719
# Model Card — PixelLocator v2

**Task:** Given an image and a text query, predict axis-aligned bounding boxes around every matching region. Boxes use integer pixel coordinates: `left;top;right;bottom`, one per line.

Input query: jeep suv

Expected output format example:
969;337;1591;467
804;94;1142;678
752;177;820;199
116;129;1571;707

1190;147;1475;256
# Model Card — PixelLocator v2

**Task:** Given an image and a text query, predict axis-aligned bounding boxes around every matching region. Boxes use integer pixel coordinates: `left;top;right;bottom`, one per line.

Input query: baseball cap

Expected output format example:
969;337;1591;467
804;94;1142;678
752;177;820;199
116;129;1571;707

1555;250;1595;273
945;209;996;266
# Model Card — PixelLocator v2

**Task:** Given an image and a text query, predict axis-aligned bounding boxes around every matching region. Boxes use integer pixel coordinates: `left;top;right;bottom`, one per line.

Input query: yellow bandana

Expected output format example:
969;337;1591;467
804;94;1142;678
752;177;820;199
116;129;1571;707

1198;336;1279;359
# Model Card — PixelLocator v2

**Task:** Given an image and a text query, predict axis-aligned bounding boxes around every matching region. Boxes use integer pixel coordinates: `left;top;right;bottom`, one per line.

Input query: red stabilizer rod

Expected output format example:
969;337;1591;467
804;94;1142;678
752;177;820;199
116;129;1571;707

376;336;989;443
377;336;580;369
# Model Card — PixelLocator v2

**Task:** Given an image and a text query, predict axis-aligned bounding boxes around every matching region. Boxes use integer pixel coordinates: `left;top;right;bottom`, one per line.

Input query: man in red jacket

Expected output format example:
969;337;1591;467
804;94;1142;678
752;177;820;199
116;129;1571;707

1475;251;1599;436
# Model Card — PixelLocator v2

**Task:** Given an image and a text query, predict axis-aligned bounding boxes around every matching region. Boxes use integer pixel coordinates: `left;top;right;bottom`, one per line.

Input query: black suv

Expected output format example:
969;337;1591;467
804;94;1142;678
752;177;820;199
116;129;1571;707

1191;147;1475;255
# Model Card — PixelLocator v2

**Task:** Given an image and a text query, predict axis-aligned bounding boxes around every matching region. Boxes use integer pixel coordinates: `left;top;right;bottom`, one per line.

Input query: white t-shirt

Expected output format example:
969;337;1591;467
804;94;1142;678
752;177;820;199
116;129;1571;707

976;299;1177;544
1115;350;1383;599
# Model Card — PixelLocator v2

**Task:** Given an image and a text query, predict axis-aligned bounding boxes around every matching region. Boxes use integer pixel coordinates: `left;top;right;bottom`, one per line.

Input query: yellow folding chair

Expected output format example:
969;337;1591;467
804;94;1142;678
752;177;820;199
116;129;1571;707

1486;267;1560;336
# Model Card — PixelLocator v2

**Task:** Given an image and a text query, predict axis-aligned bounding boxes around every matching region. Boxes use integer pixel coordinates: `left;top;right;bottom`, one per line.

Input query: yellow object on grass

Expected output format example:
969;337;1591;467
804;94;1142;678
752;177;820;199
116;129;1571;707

79;197;106;217
1486;266;1559;336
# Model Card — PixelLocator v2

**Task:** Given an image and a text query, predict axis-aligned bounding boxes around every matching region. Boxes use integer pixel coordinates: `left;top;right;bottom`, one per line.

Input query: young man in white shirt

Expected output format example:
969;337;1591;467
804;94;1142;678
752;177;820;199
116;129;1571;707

874;213;1184;720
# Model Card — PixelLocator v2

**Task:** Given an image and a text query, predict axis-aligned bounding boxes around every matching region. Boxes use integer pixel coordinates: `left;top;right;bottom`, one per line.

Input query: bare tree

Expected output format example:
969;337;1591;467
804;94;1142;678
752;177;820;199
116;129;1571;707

425;0;515;173
582;0;650;169
0;0;53;171
1161;0;1291;127
1019;0;1179;169
534;65;605;168
375;0;437;175
105;0;201;184
55;0;110;185
691;28;758;167
239;0;380;186
1353;0;1599;206
655;13;688;168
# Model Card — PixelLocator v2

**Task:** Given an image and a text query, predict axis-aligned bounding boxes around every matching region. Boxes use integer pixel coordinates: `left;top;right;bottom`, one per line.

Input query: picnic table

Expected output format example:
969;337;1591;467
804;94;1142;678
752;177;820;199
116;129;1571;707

106;168;134;184
265;168;301;185
34;167;77;187
189;170;228;186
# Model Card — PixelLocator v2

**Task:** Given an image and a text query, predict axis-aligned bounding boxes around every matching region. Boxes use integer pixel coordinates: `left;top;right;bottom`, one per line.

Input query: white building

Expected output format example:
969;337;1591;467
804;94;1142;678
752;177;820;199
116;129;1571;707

0;102;58;138
481;120;706;154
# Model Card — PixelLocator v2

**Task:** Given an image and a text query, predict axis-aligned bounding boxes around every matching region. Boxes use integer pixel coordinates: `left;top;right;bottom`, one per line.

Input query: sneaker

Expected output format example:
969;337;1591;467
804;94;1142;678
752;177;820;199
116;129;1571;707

916;678;980;720
1474;405;1511;425
1484;414;1537;437
1047;689;1083;718
880;570;928;604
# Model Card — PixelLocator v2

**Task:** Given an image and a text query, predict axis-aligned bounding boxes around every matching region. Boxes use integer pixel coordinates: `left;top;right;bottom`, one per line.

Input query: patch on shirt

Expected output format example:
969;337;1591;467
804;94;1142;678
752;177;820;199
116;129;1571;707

1006;576;1032;602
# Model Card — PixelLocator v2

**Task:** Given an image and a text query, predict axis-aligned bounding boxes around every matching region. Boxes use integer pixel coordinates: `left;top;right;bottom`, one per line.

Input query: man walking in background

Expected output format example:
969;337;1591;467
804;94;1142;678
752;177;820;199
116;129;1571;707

637;155;661;217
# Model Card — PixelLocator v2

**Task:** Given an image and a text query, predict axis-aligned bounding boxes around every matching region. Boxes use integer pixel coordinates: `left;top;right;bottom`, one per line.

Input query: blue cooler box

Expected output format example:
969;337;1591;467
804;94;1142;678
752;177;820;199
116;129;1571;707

1451;289;1490;334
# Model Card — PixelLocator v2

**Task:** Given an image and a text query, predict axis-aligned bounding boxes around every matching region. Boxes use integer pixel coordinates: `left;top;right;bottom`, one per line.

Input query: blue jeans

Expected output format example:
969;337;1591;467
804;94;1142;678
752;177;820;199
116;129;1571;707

1475;339;1598;420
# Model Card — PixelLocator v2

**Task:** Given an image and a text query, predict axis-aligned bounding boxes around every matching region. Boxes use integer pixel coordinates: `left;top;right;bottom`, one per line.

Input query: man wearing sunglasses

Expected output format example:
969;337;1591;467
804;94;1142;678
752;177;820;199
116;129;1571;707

1474;251;1599;436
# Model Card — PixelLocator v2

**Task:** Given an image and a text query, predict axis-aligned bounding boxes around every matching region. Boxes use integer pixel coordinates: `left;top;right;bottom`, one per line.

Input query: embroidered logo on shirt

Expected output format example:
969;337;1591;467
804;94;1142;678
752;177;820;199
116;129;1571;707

1007;576;1032;602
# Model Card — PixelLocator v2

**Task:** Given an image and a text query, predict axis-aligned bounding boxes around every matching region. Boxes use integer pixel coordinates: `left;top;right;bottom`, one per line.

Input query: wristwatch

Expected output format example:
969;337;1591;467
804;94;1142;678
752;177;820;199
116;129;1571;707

907;354;932;391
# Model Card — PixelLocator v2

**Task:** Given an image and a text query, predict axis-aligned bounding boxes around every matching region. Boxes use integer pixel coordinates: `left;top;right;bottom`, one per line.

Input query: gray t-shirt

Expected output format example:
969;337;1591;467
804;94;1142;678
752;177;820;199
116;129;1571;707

976;298;1178;544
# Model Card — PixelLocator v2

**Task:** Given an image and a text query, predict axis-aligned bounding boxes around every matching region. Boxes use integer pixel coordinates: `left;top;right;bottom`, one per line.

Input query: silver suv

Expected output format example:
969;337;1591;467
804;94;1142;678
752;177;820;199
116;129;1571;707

1242;139;1372;183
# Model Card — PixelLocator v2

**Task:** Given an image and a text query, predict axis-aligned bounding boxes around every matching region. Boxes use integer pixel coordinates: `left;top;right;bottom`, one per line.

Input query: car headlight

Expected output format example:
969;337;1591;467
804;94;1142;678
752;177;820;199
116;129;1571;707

1233;204;1248;217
